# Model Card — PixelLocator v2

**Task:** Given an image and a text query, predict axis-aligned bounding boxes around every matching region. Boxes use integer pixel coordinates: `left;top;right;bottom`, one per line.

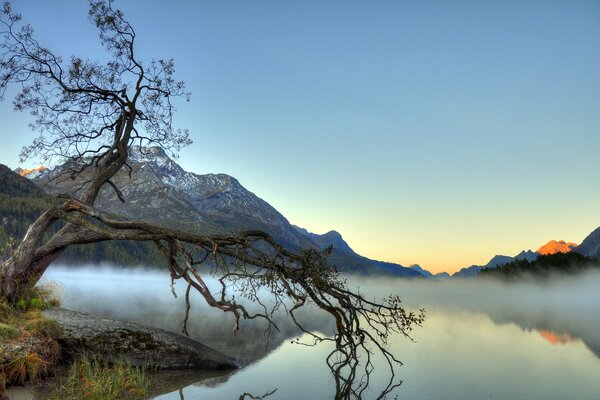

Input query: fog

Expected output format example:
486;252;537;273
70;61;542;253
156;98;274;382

34;265;600;400
42;265;337;364
42;265;600;360
350;270;600;357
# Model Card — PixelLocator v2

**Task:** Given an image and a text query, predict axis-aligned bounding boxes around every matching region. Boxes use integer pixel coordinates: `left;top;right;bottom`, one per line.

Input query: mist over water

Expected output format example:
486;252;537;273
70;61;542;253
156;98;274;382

38;265;600;399
352;271;600;344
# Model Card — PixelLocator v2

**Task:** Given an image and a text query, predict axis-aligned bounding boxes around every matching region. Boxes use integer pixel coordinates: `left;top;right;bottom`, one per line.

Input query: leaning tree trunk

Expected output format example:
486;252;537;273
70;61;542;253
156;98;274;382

0;209;60;303
0;213;115;304
0;120;131;303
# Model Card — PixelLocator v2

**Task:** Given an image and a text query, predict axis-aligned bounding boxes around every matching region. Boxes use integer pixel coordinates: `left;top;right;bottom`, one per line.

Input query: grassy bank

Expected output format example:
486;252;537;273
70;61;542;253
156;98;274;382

0;285;62;398
0;284;149;400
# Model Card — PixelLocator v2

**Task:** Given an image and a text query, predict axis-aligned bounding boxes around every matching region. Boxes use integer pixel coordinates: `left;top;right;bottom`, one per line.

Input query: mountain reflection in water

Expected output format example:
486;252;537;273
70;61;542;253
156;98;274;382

39;266;600;400
537;330;577;346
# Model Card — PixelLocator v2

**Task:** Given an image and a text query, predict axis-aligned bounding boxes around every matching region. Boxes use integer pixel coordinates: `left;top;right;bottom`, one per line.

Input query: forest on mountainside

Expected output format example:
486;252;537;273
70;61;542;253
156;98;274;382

0;165;164;266
479;252;599;280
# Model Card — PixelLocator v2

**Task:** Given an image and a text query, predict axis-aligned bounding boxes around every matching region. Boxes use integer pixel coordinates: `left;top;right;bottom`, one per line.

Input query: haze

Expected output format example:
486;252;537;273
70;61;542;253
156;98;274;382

44;264;600;348
40;265;600;399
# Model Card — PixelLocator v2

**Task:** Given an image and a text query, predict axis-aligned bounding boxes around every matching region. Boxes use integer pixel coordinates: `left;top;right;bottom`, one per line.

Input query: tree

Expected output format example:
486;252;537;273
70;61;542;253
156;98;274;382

0;2;424;398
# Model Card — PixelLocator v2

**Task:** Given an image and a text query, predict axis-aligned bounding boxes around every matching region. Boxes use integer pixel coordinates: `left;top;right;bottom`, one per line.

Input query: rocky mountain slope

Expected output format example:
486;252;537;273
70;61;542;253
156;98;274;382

27;147;421;277
574;228;600;259
0;163;165;266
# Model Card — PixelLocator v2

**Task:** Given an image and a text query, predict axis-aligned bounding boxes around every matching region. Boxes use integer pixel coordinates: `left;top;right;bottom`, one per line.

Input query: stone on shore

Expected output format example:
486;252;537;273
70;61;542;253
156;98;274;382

41;308;238;370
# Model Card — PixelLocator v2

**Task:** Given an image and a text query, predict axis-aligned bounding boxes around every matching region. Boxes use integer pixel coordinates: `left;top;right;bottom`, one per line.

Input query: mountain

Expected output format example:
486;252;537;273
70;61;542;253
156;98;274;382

537;240;578;255
452;264;483;278
14;166;46;178
409;264;432;278
293;226;355;255
486;255;514;268
291;227;422;277
35;147;311;249
480;252;599;280
575;227;600;260
1;163;53;245
0;163;166;266
452;250;539;278
0;164;48;198
130;147;290;228
28;147;421;277
514;250;538;262
407;264;450;280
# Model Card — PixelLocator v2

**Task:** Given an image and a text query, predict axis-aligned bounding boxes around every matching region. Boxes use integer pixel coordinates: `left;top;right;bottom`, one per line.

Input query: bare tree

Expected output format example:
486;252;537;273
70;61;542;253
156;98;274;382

0;2;424;398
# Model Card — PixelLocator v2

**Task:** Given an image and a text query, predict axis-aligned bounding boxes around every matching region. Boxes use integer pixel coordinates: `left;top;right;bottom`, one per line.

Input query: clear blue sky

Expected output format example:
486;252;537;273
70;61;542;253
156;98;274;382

1;1;599;273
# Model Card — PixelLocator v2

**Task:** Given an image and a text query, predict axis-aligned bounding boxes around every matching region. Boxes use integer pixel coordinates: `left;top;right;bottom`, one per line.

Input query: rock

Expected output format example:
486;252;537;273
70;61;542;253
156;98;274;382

41;308;238;370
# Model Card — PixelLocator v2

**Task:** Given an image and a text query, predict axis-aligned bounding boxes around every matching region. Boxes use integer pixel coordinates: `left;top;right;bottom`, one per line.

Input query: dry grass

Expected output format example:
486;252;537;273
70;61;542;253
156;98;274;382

2;350;46;385
15;282;62;312
1;282;148;399
0;323;18;341
50;355;149;400
0;282;62;393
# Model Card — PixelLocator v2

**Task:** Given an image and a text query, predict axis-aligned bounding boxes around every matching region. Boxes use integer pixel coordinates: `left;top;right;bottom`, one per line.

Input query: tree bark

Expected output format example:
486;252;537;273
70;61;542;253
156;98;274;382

0;130;130;303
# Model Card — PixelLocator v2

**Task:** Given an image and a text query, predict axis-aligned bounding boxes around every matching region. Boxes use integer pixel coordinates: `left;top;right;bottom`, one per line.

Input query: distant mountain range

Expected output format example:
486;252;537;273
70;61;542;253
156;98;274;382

5;146;600;279
447;237;598;279
16;147;423;277
451;250;539;278
409;264;450;280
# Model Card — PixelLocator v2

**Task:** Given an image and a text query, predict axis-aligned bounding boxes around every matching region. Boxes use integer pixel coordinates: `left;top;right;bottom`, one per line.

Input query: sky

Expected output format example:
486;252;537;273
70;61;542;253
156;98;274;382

0;1;599;274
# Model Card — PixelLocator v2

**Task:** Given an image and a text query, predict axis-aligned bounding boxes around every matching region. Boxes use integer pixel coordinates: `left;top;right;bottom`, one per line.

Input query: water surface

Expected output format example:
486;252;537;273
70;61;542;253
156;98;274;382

27;266;600;399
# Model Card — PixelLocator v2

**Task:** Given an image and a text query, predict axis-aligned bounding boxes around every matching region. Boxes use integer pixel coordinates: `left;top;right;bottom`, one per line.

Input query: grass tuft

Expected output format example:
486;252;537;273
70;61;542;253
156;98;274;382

22;311;62;337
0;283;63;390
15;281;62;312
2;351;46;385
50;355;149;400
0;324;18;341
0;303;15;323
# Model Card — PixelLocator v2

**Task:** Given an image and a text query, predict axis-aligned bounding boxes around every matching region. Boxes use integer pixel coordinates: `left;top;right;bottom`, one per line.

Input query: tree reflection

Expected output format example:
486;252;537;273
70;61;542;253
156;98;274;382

239;388;278;400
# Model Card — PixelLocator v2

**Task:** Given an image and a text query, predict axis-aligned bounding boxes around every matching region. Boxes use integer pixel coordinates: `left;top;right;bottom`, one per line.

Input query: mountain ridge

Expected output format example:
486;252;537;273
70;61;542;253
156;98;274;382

26;148;422;277
14;148;600;278
452;250;539;278
574;228;600;260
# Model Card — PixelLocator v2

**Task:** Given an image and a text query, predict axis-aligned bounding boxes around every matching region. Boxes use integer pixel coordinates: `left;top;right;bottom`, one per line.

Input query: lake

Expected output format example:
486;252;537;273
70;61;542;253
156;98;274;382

9;266;600;399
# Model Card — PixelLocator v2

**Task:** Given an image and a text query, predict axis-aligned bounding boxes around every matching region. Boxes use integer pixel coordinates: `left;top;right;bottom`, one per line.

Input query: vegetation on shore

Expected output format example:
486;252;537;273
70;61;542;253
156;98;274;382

479;252;599;280
49;355;148;400
0;285;61;397
0;283;148;400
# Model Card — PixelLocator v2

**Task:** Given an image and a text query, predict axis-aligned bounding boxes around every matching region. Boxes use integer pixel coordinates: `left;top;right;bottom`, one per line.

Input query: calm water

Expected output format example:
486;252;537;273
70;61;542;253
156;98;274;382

12;266;600;400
